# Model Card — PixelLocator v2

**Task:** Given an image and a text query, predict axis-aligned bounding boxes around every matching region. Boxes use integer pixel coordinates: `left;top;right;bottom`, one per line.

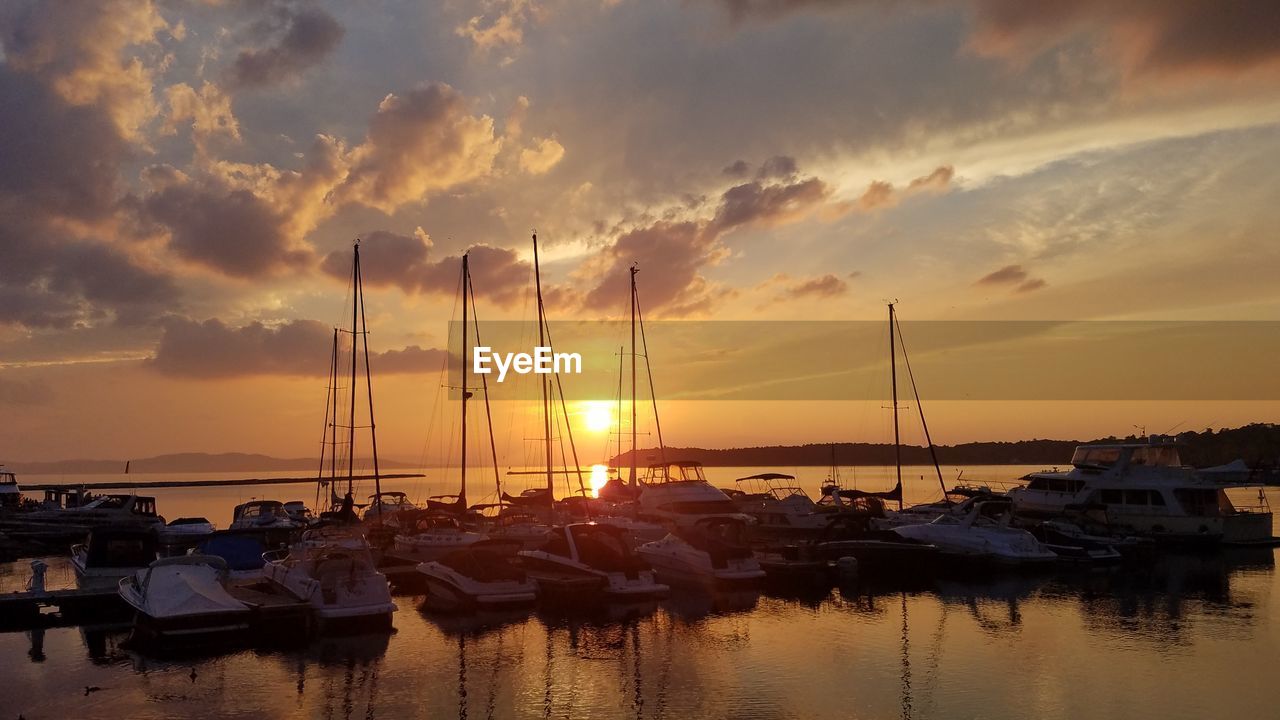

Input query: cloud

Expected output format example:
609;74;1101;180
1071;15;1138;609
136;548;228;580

858;165;954;210
784;273;849;299
710;176;832;235
143;176;313;278
150;317;447;378
228;3;345;88
756;155;799;179
722;160;752;177
715;1;1280;80
163;81;241;147
337;83;503;213
976;264;1046;293
519;136;565;175
0;0;171;140
456;0;542;54
319;230;532;306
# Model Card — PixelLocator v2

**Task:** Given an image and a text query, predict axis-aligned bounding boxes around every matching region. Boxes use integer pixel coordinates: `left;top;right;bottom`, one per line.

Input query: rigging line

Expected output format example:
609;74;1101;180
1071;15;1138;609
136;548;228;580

357;240;383;510
634;277;666;465
893;311;946;499
467;266;503;507
542;318;587;498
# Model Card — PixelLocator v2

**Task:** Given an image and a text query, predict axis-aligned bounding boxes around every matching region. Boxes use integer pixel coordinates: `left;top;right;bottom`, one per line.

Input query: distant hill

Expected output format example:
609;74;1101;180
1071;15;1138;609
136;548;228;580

7;452;419;475
608;423;1280;469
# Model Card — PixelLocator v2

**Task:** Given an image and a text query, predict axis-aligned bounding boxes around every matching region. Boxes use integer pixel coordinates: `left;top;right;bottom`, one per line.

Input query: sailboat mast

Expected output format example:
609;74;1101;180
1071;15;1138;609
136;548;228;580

356;241;383;511
460;253;469;509
328;327;339;483
629;264;638;486
533;232;553;503
347;244;359;496
889;302;903;511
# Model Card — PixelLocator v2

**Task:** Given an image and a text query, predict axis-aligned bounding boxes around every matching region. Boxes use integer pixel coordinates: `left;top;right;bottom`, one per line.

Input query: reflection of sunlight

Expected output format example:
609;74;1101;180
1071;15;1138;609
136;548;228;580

589;464;609;497
582;401;612;433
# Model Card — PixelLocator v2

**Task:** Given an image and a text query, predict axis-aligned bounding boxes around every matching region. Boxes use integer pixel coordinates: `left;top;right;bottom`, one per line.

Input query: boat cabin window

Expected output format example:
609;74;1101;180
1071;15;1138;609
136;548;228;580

1174;488;1225;517
664;499;739;515
1129;446;1182;467
1071;447;1121;469
1027;478;1085;493
132;498;157;516
645;463;708;484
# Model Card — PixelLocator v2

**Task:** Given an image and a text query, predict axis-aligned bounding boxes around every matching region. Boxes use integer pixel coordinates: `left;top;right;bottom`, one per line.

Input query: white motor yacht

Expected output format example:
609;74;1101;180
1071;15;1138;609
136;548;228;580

0;468;20;510
6;493;165;532
118;555;251;642
417;538;537;611
518;523;669;601
891;500;1058;565
733;473;843;540
262;528;396;630
637;517;766;588
362;492;418;524
393;512;486;560
637;462;750;530
1008;438;1273;544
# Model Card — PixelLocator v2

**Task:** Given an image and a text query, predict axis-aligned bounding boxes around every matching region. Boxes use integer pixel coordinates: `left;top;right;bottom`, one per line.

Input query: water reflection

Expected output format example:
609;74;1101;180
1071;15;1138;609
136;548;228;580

4;549;1274;719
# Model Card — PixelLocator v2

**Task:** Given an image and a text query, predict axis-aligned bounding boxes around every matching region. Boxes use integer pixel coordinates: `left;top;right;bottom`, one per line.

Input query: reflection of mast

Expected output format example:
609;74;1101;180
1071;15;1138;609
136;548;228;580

457;633;468;720
900;592;912;720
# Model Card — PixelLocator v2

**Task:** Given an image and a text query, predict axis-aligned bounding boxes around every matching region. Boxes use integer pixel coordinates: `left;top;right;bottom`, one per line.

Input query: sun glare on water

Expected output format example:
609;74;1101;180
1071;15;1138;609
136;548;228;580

589;464;610;497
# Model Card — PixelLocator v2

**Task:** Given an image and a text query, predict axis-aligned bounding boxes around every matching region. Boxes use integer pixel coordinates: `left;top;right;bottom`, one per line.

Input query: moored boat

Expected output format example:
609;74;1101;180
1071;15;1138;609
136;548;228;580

71;526;159;589
262;527;396;631
891;500;1058;566
417;538;537;611
118;555;251;643
636;517;766;588
519;523;669;602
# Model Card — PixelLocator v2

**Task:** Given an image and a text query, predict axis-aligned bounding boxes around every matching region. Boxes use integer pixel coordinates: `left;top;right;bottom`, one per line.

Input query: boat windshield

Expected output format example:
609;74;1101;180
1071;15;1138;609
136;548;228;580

1129;446;1182;467
644;462;708;484
0;471;16;485
1071;447;1122;469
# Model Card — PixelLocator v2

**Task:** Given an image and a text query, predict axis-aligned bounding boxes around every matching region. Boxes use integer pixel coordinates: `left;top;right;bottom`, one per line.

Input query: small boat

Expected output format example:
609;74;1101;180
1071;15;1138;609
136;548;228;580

637;462;749;530
393;511;486;560
816;514;941;578
158;517;215;547
262;528;396;631
1029;520;1125;563
637;517;766;589
891;500;1058;565
229;500;302;530
416;539;537;611
519;523;669;602
733;473;836;541
483;510;553;550
0;468;20;510
118;555;251;643
71;526;159;589
753;544;831;585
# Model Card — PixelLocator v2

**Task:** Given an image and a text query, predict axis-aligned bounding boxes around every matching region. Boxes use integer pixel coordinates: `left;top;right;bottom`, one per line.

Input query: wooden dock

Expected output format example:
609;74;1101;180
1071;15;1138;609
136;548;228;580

0;586;130;630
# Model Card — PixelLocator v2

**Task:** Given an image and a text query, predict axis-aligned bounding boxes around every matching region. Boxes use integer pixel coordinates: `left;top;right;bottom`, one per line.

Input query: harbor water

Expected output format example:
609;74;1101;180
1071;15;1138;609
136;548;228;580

2;466;1277;719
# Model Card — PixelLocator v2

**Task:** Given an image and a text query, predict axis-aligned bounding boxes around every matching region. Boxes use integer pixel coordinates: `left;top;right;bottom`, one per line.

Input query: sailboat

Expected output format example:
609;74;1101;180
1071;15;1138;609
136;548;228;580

312;240;389;526
397;252;487;559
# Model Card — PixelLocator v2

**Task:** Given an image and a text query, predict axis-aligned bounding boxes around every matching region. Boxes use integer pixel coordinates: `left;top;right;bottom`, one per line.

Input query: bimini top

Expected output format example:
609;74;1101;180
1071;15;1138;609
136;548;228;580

643;461;707;484
735;473;796;482
369;491;410;499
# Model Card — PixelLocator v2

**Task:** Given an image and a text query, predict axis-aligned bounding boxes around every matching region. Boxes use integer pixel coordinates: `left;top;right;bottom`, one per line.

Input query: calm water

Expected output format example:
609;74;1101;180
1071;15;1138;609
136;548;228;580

3;466;1278;719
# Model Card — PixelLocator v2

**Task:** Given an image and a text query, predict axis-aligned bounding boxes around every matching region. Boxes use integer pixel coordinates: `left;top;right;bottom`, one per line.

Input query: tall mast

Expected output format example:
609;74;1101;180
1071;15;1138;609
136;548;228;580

356;241;382;514
629;264;638;486
328;327;339;485
460;253;469;510
347;243;359;496
533;232;554;504
889;302;903;511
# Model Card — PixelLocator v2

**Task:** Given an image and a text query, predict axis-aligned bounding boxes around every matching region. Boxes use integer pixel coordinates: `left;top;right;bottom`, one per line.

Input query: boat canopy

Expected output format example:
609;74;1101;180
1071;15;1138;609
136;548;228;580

643;461;707;484
735;473;796;482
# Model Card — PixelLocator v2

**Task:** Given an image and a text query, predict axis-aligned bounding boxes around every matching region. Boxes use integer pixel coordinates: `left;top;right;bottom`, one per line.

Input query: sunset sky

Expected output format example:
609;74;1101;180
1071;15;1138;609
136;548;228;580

3;0;1280;465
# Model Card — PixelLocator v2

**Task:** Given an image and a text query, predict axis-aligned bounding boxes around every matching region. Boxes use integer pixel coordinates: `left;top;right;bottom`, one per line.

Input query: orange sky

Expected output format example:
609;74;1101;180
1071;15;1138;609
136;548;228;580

3;1;1280;463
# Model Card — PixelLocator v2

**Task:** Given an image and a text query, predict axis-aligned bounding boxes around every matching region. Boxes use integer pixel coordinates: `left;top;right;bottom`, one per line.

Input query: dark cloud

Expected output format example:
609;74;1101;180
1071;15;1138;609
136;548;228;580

722;159;752;177
756;155;799;179
785;273;849;299
229;4;345;88
150;317;446;378
976;264;1029;285
710;176;831;235
144;179;313;278
320;231;531;305
977;264;1046;292
716;1;1280;78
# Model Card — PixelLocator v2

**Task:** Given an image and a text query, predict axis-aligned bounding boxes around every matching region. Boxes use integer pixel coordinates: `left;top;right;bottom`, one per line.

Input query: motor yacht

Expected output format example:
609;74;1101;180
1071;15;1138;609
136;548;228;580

483;510;553;550
891;500;1058;565
71;526;159;589
417;538;537;611
362;492;418;524
118;555;251;642
637;462;750;530
230;500;302;530
283;501;314;525
393;511;486;560
0;468;20;510
1008;438;1273;545
637;517;766;588
3;493;165;534
262;528;396;631
518;523;668;601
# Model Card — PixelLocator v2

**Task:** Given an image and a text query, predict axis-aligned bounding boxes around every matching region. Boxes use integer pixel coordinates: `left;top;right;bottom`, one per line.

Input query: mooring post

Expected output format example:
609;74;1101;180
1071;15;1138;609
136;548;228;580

27;559;48;594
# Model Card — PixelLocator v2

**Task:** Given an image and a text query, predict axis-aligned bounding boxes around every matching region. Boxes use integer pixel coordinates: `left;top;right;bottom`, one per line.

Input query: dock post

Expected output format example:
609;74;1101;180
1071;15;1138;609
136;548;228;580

26;559;48;594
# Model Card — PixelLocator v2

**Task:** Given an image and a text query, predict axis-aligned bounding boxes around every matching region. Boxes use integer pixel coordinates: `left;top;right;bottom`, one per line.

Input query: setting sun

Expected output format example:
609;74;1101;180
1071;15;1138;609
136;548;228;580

581;401;613;433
